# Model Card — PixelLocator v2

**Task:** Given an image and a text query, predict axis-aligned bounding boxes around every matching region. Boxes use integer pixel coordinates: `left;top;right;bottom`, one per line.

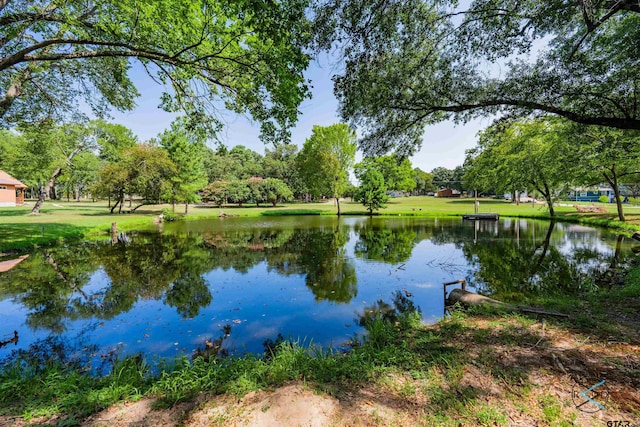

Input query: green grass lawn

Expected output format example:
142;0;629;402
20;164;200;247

1;197;638;253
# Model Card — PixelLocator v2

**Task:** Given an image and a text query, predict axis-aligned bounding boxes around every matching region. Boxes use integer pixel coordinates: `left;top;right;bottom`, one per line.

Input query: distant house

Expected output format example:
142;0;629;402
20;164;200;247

0;170;27;207
436;189;461;198
567;186;614;202
387;190;405;198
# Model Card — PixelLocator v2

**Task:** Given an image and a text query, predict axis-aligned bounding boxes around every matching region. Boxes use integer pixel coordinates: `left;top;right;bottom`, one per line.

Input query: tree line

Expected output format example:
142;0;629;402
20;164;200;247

464;116;640;221
0;121;437;214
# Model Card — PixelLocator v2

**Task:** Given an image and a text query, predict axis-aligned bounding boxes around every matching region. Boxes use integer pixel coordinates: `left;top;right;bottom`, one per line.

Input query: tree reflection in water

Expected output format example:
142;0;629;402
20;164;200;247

0;217;632;366
358;291;422;326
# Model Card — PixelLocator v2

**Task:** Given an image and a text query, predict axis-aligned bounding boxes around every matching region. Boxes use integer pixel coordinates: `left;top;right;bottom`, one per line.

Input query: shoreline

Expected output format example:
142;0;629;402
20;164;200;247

2;197;639;254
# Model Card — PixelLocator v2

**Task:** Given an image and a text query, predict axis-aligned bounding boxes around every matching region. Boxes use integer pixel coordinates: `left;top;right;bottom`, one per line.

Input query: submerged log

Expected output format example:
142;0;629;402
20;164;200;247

447;288;569;318
632;232;640;242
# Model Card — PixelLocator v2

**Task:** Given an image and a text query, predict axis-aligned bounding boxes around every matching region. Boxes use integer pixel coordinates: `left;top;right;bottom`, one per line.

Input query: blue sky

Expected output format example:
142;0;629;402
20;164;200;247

109;55;488;173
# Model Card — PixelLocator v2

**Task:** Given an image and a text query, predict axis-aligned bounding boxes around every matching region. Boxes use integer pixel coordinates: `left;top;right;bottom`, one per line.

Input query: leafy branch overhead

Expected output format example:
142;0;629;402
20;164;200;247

315;0;640;156
0;0;311;143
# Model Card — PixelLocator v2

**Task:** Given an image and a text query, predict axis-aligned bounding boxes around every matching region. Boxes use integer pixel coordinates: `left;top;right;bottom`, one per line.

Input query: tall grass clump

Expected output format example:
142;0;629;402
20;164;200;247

0;353;151;420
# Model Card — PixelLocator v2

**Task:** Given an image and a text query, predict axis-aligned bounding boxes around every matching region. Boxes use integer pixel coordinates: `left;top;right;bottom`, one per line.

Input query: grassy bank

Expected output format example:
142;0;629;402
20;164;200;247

2;197;640;253
1;274;639;426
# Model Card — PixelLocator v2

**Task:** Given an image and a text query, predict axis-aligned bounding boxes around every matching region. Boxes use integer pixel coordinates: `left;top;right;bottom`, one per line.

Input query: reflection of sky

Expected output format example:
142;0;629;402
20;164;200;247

0;218;633;370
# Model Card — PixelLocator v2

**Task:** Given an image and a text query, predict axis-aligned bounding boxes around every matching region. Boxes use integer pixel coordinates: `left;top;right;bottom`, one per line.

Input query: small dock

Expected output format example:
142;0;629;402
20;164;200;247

462;213;499;220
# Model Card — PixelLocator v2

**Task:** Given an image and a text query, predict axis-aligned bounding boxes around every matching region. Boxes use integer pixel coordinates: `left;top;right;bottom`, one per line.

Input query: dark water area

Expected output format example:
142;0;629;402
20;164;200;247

0;216;634;373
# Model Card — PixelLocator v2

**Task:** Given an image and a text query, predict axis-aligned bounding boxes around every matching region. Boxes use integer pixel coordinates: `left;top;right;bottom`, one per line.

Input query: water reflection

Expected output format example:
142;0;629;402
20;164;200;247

354;220;419;263
358;290;422;326
0;217;633;368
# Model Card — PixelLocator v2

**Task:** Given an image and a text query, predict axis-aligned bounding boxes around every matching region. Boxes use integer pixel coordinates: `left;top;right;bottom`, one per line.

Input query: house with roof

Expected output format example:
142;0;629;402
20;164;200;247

0;170;27;206
567;185;615;202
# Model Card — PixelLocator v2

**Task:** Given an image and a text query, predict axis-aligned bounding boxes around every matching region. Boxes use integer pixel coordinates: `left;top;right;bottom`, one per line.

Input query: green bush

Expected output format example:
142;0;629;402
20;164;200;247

161;209;183;222
598;195;609;203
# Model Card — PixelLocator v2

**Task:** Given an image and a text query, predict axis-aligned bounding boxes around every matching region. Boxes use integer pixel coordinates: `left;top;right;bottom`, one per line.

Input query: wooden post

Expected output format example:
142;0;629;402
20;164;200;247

111;222;117;245
474;189;478;214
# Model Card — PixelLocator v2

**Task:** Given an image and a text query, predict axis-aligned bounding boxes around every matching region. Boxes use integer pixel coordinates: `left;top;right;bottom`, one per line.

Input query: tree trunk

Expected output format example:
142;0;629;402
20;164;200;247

110;199;120;214
31;167;63;214
546;196;555;217
604;166;625;221
31;144;84;214
542;180;555;217
185;202;189;214
336;197;341;216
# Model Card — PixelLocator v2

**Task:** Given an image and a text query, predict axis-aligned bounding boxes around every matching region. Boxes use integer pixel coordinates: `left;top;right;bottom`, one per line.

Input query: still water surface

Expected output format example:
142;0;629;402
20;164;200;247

0;216;633;371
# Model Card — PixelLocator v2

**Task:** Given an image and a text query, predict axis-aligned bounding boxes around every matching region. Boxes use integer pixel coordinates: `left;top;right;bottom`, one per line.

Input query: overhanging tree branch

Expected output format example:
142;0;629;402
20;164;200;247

389;98;640;130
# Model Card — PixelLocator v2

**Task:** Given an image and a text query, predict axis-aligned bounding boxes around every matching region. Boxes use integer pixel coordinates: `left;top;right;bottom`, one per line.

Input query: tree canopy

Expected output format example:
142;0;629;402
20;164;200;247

354;167;389;214
0;0;311;143
355;155;416;193
159;118;208;213
315;0;640;155
296;124;356;215
464;116;579;216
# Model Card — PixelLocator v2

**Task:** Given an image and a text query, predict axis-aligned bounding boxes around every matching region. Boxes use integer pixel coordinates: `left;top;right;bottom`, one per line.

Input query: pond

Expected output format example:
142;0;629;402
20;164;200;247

0;216;634;372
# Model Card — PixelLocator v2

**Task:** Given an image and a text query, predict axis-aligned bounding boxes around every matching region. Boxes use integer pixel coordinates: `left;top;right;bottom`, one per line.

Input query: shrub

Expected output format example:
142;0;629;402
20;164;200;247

161;208;183;222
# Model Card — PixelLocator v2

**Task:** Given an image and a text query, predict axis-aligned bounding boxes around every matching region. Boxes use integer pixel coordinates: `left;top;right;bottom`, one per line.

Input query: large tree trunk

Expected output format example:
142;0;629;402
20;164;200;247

604;166;625;221
31;167;63;214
